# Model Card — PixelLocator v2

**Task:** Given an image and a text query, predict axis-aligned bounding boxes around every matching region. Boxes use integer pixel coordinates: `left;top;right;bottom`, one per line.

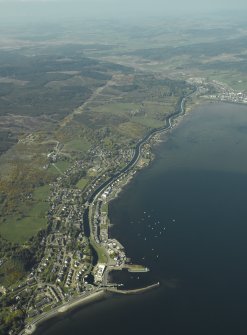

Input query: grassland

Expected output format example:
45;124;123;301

93;102;140;115
0;215;47;244
92;101;174;129
63;137;91;154
32;185;50;201
76;178;89;190
0;189;49;243
206;71;247;91
47;160;71;176
101;203;108;214
90;237;108;264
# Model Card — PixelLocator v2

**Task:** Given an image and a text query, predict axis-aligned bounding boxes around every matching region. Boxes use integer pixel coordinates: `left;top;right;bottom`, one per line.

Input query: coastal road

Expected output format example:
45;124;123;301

20;288;103;335
86;89;196;206
84;88;197;271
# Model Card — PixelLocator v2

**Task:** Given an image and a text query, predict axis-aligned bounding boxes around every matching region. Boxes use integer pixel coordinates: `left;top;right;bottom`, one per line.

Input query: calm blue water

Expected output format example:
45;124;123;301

36;102;247;335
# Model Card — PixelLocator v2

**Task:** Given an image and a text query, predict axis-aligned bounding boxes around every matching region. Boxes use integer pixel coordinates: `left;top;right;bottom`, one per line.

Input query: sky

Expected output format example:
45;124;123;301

0;0;246;23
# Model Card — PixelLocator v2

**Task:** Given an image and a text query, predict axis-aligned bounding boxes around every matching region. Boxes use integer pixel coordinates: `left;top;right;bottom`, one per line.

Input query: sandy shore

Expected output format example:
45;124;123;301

22;290;106;335
58;290;106;313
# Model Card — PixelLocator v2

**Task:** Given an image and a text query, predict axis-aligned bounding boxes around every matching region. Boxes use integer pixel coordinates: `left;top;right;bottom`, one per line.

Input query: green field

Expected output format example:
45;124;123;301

64;138;91;153
91;99;176;133
0;196;48;243
117;121;146;139
132;116;163;128
32;185;50;201
55;160;71;173
47;160;70;176
101;203;108;214
0;215;47;243
90;237;108;264
76;178;89;189
206;71;247;91
94;102;140;116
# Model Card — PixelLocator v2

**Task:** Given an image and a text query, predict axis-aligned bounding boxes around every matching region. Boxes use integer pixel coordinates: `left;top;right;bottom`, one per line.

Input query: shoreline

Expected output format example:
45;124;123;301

21;90;198;335
106;91;199;204
57;290;106;313
23;290;106;335
20;96;247;335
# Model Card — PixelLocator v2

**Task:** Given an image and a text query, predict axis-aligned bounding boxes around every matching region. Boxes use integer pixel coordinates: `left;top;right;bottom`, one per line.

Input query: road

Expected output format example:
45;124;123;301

20;288;104;335
84;88;196;273
60;77;116;129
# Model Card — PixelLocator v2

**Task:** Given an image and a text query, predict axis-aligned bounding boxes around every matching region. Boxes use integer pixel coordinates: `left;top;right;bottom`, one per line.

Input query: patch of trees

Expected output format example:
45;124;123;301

0;85;92;119
100;61;134;73
133;75;191;97
0;236;18;259
200;60;247;73
0;50;116;119
0;308;24;335
64;169;86;187
130;36;247;61
0;52;98;79
0;83;13;96
0;130;18;155
114;84;139;92
75;111;128;129
0;230;46;285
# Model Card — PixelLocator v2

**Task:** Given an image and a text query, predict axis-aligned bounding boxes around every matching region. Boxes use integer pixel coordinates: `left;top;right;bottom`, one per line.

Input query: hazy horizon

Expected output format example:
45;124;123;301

0;0;247;24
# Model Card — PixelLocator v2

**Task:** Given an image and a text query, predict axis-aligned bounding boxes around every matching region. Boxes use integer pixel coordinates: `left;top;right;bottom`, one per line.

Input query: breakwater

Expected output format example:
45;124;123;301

106;282;160;295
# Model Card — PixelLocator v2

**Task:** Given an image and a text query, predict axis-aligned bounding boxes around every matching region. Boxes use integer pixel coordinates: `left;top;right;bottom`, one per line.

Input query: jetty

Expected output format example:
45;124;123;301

110;264;150;273
106;282;160;295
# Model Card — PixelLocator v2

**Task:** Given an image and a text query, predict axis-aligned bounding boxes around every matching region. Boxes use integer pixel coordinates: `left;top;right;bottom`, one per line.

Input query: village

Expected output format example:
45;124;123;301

1;133;153;334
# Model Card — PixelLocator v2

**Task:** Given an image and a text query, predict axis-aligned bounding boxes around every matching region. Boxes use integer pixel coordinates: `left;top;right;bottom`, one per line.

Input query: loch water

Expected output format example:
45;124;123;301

36;102;247;335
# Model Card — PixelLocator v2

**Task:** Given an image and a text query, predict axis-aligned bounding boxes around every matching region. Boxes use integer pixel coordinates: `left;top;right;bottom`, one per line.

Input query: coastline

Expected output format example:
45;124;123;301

21;90;198;335
106;91;200;204
33;99;247;335
57;290;106;313
23;290;106;335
